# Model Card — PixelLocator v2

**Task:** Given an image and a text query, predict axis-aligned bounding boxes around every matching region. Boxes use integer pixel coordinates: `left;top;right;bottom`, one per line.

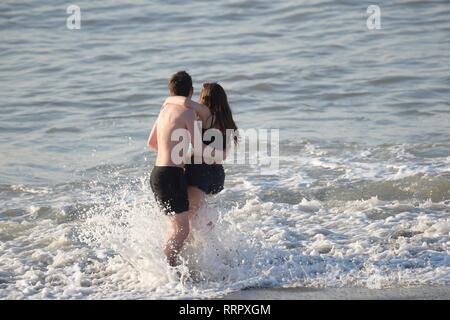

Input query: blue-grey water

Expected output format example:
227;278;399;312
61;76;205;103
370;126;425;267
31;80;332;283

1;0;449;299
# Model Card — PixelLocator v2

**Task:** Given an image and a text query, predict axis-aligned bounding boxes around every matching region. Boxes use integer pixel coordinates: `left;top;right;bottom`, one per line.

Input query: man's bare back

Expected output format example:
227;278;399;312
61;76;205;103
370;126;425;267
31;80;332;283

153;103;195;167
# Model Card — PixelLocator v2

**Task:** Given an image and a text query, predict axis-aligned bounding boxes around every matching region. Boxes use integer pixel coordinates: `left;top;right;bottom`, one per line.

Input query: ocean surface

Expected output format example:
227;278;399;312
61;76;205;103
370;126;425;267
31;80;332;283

1;0;449;299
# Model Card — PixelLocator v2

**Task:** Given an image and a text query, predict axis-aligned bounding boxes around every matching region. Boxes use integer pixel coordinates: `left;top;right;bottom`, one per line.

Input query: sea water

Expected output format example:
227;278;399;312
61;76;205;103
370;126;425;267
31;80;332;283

0;0;449;299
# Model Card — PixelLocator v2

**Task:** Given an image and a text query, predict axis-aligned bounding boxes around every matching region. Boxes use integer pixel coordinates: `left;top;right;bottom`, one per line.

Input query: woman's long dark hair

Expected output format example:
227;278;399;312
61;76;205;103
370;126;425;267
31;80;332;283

200;82;238;145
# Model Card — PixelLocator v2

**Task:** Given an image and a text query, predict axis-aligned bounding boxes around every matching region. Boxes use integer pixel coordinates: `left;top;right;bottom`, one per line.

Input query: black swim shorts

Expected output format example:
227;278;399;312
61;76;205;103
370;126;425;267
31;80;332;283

150;166;189;214
185;163;225;195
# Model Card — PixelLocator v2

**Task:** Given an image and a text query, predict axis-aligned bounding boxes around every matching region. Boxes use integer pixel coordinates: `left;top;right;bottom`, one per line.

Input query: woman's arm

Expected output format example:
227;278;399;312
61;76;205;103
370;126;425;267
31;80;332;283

164;96;211;124
185;99;211;124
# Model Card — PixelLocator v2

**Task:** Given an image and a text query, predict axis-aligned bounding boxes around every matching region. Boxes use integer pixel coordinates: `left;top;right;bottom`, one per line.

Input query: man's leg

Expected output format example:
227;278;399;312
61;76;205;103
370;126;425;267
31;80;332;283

165;211;190;267
187;186;205;222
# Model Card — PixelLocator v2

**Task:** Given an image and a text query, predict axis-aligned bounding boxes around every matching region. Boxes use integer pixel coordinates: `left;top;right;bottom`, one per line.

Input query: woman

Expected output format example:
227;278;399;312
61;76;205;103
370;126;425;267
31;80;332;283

185;83;238;220
164;82;238;221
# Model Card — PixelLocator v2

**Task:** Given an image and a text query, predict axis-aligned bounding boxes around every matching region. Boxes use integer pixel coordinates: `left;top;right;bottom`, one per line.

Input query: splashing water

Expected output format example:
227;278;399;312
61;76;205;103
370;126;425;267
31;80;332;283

1;139;450;299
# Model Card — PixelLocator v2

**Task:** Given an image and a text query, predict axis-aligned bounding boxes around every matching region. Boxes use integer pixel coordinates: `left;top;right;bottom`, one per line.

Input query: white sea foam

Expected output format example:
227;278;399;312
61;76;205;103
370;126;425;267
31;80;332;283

1;140;450;299
2;174;448;299
10;184;51;194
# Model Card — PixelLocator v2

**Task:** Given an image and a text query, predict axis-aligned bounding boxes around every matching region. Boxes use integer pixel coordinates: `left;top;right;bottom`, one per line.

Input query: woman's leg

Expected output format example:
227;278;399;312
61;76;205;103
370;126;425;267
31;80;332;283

187;186;205;222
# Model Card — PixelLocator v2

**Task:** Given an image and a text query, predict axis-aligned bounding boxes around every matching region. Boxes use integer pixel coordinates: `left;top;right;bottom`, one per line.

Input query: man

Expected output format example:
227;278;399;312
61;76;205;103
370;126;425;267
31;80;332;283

147;71;223;267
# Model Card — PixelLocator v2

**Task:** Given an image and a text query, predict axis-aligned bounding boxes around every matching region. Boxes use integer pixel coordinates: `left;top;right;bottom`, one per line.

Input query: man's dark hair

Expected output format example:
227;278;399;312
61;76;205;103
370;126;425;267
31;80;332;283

168;71;192;97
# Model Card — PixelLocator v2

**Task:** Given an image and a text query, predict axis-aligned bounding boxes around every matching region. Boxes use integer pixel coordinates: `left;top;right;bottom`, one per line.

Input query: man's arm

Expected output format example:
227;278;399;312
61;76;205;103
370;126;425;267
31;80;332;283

147;119;158;151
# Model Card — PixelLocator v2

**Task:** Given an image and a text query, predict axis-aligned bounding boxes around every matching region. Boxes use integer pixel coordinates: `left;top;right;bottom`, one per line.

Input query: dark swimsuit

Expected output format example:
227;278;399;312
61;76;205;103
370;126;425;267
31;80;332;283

150;166;189;214
185;128;226;195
